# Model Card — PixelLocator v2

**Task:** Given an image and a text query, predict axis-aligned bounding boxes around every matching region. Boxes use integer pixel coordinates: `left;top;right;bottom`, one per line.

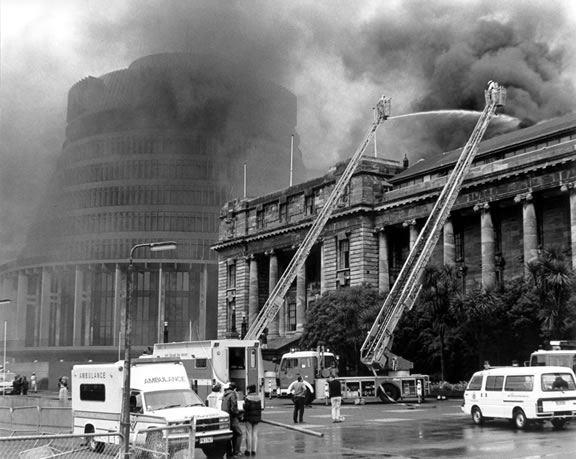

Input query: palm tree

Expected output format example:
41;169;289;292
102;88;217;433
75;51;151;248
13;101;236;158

418;264;459;381
527;247;574;341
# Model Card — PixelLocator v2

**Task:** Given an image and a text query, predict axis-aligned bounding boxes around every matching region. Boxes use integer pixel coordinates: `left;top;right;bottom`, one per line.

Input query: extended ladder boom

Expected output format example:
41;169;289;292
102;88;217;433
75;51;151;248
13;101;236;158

360;82;506;372
244;96;392;341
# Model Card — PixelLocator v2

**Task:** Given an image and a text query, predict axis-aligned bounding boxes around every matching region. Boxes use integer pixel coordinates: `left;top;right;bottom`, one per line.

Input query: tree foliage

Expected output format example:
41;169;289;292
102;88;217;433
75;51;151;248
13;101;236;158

300;286;384;376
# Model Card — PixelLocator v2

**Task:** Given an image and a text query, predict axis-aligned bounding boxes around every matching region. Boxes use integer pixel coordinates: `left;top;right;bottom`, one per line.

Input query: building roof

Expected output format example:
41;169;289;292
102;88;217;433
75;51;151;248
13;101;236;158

391;112;576;183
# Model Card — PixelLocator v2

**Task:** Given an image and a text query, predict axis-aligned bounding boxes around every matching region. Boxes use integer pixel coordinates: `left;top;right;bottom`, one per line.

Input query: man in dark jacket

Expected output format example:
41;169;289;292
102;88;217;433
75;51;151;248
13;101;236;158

243;384;262;456
221;382;243;458
328;375;343;422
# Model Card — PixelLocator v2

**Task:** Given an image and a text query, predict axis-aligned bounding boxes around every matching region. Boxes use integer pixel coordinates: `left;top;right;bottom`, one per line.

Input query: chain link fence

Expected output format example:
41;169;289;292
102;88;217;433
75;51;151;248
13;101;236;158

0;432;120;458
0;425;197;458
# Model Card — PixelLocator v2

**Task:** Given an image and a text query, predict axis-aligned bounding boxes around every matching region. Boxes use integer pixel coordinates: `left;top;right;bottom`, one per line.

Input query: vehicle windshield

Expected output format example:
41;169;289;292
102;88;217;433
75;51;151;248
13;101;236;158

542;373;576;392
144;389;204;411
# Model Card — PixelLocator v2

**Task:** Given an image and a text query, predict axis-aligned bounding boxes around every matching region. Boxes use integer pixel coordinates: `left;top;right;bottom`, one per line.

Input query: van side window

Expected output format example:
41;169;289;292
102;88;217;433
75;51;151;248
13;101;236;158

505;375;533;391
467;374;483;391
485;375;504;391
80;383;105;402
195;358;207;369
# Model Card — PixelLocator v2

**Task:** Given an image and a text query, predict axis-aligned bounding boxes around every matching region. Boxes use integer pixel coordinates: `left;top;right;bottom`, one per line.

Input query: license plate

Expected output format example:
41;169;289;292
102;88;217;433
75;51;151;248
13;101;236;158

199;437;213;444
556;400;566;405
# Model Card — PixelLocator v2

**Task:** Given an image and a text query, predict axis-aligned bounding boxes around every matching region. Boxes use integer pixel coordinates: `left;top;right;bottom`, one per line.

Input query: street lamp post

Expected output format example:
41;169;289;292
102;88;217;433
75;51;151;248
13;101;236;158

120;242;176;459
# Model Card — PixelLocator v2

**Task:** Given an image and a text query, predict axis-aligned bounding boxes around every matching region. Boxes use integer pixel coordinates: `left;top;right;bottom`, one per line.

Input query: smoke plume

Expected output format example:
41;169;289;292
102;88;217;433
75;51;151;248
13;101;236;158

0;0;575;263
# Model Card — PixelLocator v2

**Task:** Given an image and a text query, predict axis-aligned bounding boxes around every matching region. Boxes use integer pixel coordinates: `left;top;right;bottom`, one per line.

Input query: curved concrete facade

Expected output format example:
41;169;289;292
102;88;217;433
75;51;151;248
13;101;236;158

0;53;305;364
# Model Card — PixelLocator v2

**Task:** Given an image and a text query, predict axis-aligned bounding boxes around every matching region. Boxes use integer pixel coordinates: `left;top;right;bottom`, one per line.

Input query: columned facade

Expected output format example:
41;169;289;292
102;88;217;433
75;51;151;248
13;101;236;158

213;114;576;350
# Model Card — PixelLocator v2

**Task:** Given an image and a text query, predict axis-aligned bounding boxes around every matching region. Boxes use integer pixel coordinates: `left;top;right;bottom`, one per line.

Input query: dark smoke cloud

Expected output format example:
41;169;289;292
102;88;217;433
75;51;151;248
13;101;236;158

0;0;575;263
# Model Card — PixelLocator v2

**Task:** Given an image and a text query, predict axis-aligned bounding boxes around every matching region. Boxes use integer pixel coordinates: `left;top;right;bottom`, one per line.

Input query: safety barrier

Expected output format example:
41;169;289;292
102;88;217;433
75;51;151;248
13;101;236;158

0;404;71;433
0;432;121;458
132;422;196;458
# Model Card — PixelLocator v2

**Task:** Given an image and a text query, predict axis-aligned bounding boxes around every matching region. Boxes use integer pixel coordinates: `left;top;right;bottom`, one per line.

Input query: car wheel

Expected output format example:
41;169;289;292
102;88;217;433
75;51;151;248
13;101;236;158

471;406;484;425
202;442;228;459
85;427;105;454
377;383;400;402
551;418;567;430
513;409;528;430
145;432;166;459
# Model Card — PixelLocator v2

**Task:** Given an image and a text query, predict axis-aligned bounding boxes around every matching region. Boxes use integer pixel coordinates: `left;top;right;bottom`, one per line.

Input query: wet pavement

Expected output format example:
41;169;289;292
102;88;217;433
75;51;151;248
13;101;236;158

252;398;576;458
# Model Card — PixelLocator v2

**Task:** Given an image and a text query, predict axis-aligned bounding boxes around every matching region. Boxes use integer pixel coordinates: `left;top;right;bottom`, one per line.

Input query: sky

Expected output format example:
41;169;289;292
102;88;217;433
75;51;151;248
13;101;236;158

0;0;575;263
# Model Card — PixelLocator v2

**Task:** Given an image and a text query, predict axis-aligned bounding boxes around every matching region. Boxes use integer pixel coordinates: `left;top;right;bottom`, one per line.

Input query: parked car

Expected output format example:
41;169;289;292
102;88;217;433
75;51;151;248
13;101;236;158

0;371;16;394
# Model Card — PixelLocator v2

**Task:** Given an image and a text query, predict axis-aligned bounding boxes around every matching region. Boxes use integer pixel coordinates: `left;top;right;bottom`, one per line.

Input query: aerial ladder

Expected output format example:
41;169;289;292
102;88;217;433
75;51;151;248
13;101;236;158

244;96;392;341
360;81;506;373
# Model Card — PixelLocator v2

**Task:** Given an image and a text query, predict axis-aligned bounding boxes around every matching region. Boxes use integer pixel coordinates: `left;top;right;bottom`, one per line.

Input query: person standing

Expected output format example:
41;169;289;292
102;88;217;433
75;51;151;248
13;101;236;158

243;384;262;456
21;376;29;395
289;376;307;424
206;383;223;409
328;375;342;423
30;372;37;393
222;382;243;458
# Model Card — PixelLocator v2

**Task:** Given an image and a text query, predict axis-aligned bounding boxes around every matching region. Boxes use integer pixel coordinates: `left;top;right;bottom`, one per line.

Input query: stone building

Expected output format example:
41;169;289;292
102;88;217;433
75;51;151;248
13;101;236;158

212;113;576;350
0;53;305;364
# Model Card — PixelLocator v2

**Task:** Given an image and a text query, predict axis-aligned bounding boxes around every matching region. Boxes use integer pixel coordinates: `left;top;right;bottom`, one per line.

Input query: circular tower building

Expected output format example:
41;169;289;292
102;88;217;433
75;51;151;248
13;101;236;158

0;53;305;365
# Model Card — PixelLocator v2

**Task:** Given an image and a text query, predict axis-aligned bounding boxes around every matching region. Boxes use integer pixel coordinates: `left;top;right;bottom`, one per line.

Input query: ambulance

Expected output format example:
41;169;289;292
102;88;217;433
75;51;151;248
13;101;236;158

72;358;232;458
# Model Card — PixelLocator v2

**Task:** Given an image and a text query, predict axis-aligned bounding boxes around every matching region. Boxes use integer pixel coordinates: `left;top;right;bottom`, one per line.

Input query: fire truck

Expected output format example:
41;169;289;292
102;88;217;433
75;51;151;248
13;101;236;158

248;82;506;402
529;340;576;372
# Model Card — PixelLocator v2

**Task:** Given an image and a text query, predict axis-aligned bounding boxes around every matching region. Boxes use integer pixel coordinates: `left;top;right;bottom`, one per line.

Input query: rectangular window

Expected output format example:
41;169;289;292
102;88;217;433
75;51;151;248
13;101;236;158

80;383;106;402
279;203;288;223
467;375;483;391
288;302;297;331
195;358;207;369
305;195;315;216
338;239;350;270
227;263;236;290
485;375;504;391
504;375;534;392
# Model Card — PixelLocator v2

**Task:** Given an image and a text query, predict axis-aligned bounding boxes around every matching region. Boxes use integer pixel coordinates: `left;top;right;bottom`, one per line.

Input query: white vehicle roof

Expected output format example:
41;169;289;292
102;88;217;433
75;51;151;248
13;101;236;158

475;366;575;377
282;350;335;358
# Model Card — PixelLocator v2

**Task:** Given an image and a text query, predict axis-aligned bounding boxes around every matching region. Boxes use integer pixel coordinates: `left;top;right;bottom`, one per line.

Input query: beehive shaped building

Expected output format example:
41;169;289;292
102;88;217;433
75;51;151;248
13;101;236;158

0;53;305;364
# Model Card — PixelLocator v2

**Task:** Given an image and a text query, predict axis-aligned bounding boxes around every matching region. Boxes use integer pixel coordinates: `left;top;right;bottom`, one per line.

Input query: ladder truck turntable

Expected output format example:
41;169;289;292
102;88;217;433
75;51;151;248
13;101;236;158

265;81;507;403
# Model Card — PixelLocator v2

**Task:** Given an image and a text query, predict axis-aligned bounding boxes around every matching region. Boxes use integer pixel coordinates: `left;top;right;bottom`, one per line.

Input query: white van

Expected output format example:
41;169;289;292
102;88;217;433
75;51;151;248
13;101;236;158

462;366;576;429
72;358;232;458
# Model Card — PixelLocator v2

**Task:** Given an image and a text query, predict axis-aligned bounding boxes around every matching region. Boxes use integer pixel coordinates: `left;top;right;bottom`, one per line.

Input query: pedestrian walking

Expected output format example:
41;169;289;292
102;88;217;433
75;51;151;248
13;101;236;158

288;375;307;424
58;376;69;402
30;372;37;393
221;382;243;458
328;375;343;422
21;376;29;395
206;383;223;409
243;384;262;456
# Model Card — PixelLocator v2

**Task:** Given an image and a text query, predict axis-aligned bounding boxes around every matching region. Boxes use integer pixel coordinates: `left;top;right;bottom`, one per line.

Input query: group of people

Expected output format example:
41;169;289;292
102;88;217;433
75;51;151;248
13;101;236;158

11;372;37;395
206;382;262;458
288;374;343;424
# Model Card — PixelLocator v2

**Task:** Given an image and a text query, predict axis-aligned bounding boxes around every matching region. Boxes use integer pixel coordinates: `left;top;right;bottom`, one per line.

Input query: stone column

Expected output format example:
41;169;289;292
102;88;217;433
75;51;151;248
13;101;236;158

320;240;327;294
73;266;83;347
39;268;52;347
16;272;28;348
296;265;306;333
156;265;165;344
515;191;537;276
561;183;576;270
267;250;280;338
443;218;456;266
248;255;259;329
377;228;390;293
474;202;496;290
113;264;123;349
403;219;418;250
198;264;208;341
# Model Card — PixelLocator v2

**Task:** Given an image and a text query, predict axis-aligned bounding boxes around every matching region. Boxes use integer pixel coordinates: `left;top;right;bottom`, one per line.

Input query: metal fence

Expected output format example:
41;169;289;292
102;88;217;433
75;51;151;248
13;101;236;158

0;424;196;458
0;426;197;458
0;432;121;458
